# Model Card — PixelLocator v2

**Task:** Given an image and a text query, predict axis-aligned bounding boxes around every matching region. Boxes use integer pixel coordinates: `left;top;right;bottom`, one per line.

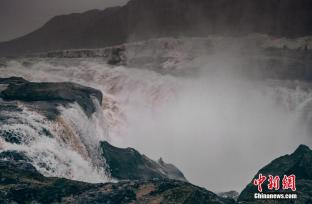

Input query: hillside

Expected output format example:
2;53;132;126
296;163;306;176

0;0;312;56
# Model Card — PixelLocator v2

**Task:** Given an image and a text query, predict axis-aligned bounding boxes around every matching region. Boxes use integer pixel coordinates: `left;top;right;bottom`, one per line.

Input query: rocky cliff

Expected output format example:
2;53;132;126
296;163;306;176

101;141;186;181
0;0;312;56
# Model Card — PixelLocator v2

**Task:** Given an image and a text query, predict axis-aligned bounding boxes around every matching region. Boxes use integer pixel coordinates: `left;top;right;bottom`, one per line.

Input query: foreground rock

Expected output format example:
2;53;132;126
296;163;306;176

0;160;234;204
0;77;102;118
101;141;186;182
238;145;312;203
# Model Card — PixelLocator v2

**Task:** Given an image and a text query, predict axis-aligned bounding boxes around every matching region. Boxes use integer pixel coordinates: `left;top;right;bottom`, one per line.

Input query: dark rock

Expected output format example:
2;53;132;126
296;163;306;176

0;77;102;117
0;160;44;183
238;145;312;203
0;77;29;85
101;141;187;182
0;151;30;162
0;129;24;144
0;160;96;203
0;0;312;56
0;160;233;204
107;45;127;65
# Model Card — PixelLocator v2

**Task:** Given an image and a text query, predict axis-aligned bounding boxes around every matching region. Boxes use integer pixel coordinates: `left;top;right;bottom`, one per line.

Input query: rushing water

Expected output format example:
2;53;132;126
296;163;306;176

0;99;110;183
0;55;311;191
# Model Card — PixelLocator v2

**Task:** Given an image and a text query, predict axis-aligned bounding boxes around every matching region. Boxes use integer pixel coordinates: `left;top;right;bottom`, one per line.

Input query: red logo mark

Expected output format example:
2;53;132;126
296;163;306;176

253;174;267;192
268;175;280;190
282;175;296;191
253;174;296;192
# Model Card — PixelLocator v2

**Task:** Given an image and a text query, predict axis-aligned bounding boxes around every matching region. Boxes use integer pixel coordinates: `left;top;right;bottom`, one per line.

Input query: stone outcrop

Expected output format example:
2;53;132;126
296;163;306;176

0;77;102;117
101;141;186;182
0;160;234;204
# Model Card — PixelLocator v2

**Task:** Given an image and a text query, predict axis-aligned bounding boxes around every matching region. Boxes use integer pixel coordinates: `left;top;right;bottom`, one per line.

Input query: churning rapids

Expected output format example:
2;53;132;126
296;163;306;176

0;37;312;192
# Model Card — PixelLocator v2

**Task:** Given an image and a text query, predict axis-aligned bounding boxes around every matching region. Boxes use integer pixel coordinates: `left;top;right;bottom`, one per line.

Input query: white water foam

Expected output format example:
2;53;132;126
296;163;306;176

0;102;110;183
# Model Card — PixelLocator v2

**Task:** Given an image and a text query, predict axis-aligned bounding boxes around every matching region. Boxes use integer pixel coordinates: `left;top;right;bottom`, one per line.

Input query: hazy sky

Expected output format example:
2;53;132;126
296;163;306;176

0;0;129;42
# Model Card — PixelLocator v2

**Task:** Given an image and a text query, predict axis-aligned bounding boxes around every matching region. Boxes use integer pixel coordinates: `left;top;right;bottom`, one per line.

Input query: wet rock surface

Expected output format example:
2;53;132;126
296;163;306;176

0;160;234;204
101;141;186;182
0;77;102;118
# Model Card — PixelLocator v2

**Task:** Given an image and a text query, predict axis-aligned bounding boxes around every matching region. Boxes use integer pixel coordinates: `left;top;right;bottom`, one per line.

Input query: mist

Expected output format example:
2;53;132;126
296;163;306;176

118;47;311;192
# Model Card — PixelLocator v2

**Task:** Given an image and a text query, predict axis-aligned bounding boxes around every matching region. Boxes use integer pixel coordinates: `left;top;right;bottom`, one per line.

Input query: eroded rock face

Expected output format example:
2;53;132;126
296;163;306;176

101;141;187;182
0;160;234;204
0;77;102;118
0;77;28;84
238;145;312;204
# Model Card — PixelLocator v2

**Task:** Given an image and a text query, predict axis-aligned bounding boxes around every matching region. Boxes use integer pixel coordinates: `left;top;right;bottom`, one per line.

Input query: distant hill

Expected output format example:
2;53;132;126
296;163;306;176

1;0;312;56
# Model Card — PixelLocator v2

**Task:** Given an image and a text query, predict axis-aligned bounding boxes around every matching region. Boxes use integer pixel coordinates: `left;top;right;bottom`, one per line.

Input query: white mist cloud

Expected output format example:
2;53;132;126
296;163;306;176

122;56;311;192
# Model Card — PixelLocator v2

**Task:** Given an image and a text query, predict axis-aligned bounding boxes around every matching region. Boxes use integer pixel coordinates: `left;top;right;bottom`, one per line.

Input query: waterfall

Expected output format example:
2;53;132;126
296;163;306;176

0;100;110;183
